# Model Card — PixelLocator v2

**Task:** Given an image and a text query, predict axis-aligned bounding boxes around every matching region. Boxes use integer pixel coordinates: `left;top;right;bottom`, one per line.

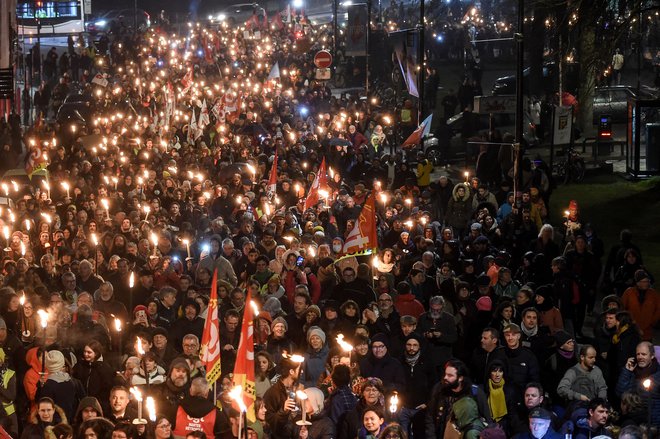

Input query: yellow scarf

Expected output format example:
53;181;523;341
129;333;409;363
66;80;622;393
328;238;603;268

612;324;629;345
488;379;508;421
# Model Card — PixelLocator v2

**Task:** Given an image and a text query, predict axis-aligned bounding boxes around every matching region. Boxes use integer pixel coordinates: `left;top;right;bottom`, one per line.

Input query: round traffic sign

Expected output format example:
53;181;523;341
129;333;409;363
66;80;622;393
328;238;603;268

314;50;333;69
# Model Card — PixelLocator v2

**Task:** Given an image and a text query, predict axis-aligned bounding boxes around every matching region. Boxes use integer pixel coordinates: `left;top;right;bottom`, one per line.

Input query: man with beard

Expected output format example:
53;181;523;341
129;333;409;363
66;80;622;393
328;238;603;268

425;359;490;439
169;299;204;351
568;398;613;439
615;341;660;426
417;296;457;376
107;386;136;424
152;358;191;422
263;356;303;439
399;333;435;439
557;345;608;403
503;323;540;398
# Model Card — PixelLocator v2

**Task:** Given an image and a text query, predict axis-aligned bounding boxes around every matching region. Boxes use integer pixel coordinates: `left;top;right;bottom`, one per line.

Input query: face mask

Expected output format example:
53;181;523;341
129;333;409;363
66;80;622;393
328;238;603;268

332;244;342;253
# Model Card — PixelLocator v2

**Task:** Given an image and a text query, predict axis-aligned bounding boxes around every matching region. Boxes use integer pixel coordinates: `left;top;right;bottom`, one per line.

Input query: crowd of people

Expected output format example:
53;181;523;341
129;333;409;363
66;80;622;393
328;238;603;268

0;11;659;439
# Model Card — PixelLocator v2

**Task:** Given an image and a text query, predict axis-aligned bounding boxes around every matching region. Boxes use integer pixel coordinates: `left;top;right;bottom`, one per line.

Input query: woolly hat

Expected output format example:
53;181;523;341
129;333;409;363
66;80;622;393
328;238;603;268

271;316;288;332
263;297;284;316
476;296;493;312
371;333;390;349
634;269;650;283
169;357;191;373
46;350;65;372
257;311;273;324
305;305;321;319
307;326;326;345
133;305;148;317
554;330;574;348
476;274;491;287
303;387;325;415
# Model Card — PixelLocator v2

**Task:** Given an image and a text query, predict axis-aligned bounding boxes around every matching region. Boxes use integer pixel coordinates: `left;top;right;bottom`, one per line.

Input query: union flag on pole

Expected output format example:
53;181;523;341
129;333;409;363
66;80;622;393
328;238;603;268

181;69;194;94
200;270;222;385
402;114;433;147
267;150;278;195
303;157;328;212
341;192;378;256
233;289;256;422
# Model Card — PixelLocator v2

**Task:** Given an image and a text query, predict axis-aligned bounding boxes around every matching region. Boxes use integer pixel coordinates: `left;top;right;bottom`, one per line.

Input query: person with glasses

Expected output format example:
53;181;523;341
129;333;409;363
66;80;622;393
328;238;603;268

338;378;385;439
359;334;406;395
379;423;408;439
153;415;173;439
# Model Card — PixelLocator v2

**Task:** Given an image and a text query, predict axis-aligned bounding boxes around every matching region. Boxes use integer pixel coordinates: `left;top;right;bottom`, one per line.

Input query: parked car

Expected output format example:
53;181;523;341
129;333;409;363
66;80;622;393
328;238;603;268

207;3;265;25
492;62;579;96
592;85;659;124
86;9;151;34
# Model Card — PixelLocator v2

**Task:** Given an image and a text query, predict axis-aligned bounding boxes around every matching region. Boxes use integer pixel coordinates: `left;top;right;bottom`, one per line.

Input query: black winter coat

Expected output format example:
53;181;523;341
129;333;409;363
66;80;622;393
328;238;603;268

72;359;115;415
503;346;540;394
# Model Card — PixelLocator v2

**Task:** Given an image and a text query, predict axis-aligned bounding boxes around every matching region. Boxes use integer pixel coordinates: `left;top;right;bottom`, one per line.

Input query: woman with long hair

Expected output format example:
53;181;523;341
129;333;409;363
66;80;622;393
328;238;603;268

255;351;276;398
72;340;115;411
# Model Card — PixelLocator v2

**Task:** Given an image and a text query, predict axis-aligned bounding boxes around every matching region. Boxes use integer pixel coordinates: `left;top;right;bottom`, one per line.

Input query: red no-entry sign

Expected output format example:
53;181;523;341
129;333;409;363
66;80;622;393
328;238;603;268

314;50;333;69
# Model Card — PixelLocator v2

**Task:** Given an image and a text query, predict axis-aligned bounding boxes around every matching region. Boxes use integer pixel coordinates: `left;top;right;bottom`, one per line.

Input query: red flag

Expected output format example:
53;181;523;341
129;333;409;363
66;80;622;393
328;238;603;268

341;192;378;256
200;270;222;385
267;150;278;195
271;11;284;30
181;69;193;94
303;158;328;212
233;289;256;422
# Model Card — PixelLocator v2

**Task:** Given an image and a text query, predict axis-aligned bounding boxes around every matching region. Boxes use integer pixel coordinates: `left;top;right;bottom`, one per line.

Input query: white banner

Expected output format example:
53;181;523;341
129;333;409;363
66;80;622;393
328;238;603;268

553;105;573;145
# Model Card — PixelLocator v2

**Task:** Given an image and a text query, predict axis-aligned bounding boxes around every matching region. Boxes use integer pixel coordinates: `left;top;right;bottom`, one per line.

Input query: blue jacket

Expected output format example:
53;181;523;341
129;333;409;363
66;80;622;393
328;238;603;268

302;344;330;388
616;363;660;426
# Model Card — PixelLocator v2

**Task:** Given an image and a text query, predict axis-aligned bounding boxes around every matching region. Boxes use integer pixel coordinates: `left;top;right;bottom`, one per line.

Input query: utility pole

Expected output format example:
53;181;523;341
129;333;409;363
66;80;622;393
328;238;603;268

418;0;424;119
366;0;370;96
514;0;524;192
333;0;338;59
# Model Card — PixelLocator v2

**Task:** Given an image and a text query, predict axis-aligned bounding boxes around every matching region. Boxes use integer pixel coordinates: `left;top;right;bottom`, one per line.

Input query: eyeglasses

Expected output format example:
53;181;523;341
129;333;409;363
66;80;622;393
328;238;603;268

372;344;386;350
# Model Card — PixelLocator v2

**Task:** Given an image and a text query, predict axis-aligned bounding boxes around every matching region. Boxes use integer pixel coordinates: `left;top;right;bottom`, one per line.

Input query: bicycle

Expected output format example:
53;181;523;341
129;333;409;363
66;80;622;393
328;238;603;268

553;146;586;184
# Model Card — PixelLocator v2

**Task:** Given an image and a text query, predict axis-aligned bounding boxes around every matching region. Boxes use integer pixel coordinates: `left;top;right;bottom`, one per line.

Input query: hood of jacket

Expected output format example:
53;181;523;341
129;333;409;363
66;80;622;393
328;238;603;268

74;396;104;422
452;183;471;202
26;346;44;371
179;395;216;418
453;396;481;429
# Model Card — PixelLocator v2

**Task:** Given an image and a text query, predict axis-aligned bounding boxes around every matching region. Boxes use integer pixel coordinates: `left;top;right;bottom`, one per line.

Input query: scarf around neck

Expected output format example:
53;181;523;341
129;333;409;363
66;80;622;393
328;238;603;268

488;379;508;421
612;324;629;345
521;324;538;338
405;351;421;367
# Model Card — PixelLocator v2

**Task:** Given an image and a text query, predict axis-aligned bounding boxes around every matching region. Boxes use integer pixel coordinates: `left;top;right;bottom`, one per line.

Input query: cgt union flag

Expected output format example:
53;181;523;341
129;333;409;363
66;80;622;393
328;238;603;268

200;269;222;385
267;150;278;195
302;157;328;212
233;289;256;422
341;192;377;256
